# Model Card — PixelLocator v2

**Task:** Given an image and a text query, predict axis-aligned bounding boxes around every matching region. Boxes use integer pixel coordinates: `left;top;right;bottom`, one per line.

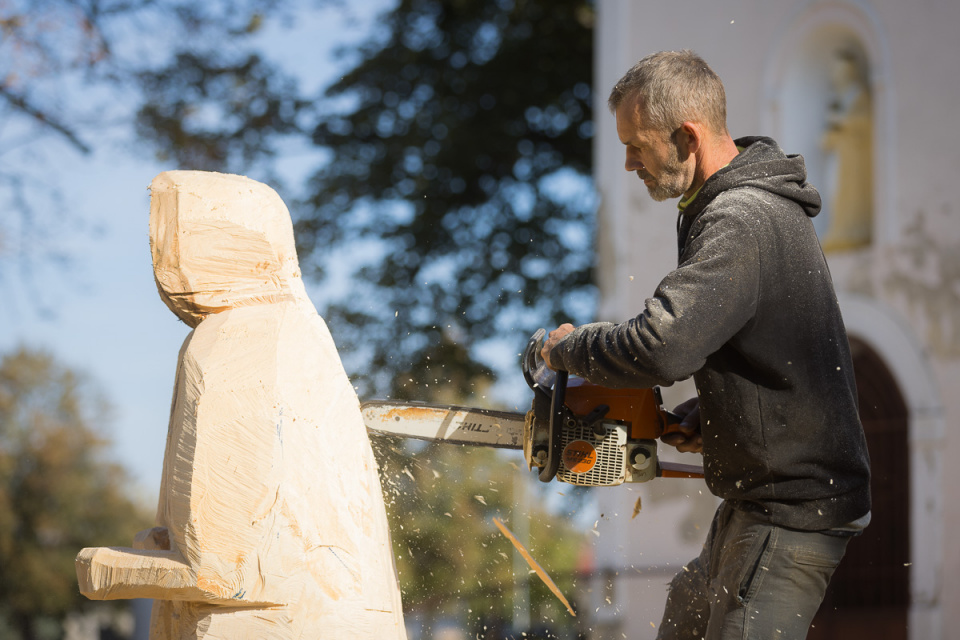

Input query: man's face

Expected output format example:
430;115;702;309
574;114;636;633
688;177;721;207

615;94;693;202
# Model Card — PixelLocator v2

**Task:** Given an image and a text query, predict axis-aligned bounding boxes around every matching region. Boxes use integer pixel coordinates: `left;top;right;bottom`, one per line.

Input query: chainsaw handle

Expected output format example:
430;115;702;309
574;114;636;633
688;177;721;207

661;410;685;435
538;369;567;483
660;408;705;457
521;328;566;483
658;411;705;478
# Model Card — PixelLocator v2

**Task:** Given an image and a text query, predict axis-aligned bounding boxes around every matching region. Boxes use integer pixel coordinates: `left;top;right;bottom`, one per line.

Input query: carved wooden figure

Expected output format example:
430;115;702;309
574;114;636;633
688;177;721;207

76;171;406;639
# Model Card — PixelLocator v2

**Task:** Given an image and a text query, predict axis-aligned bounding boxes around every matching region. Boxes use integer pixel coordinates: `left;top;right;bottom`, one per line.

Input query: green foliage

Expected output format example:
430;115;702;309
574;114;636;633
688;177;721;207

373;435;586;635
0;347;151;639
300;0;597;399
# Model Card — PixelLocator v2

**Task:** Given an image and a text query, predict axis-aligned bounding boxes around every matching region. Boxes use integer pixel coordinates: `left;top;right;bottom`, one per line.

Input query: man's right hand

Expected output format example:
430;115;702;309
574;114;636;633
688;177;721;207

540;323;575;370
661;397;703;454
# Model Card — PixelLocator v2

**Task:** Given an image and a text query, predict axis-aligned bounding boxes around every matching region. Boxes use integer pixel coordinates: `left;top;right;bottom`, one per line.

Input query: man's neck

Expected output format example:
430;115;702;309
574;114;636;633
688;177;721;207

684;135;740;199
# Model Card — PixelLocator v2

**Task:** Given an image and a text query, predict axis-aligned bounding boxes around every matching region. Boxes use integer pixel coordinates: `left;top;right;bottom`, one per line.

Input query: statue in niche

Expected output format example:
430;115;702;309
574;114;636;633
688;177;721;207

76;171;407;639
820;49;874;252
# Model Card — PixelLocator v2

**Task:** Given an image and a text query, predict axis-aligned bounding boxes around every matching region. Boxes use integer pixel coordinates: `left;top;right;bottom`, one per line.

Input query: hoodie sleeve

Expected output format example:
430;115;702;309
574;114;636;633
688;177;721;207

550;204;760;387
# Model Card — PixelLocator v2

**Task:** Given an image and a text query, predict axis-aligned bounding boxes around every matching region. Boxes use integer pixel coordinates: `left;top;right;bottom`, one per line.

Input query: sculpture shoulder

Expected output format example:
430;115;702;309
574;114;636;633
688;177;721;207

183;303;317;370
177;303;352;414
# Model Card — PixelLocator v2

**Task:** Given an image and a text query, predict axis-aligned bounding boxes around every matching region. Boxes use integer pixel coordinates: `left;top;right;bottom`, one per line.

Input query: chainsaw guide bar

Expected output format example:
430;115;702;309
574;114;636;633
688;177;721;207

361;402;526;449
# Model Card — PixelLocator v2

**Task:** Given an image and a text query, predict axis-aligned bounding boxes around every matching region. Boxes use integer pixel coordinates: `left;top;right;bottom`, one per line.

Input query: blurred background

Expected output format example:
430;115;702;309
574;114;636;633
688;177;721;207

2;0;958;638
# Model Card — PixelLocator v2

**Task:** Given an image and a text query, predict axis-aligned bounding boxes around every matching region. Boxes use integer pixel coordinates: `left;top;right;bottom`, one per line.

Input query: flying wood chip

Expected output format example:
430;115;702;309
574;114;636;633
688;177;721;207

492;517;576;617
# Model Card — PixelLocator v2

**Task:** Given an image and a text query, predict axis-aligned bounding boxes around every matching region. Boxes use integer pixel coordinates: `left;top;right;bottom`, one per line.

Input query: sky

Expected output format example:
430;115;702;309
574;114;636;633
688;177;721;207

0;0;396;502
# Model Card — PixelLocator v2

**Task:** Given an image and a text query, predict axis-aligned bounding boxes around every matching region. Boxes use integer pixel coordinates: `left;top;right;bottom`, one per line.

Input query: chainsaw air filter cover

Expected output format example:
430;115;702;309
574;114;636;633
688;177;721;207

557;421;627;486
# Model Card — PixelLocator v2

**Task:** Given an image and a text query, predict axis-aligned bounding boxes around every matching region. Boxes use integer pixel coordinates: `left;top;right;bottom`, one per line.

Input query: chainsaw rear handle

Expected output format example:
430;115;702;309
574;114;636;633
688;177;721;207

656;410;705;479
661;408;703;442
661;410;684;435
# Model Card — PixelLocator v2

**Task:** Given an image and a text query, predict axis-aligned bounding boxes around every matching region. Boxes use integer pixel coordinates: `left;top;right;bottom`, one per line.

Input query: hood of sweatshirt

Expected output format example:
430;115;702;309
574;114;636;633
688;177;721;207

149;170;310;328
684;136;822;221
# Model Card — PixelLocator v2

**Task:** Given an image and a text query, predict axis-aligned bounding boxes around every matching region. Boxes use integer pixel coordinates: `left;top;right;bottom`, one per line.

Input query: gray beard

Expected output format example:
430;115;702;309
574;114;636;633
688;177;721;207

645;163;690;202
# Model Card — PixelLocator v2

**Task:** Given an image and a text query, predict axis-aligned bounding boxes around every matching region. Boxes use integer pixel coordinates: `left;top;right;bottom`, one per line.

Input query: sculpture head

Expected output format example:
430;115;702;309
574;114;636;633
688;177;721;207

149;170;309;328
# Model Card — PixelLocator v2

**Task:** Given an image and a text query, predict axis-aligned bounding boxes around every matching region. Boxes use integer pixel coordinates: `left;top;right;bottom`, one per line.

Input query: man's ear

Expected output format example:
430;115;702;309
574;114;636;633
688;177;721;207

677;121;702;157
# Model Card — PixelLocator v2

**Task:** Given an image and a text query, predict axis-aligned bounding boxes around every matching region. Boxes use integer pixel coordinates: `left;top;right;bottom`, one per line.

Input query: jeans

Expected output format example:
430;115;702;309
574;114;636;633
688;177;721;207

657;501;849;640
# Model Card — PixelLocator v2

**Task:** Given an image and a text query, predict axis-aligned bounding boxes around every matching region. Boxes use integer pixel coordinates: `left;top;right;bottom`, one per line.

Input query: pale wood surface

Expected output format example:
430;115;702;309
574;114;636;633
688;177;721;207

76;171;406;639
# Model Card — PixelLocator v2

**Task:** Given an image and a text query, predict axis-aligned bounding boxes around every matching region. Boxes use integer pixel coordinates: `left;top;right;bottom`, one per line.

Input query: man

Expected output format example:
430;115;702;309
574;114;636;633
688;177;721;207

541;50;871;639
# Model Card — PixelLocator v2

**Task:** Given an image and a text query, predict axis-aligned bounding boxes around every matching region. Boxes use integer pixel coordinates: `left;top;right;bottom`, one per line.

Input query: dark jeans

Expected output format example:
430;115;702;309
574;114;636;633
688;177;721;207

657;501;849;640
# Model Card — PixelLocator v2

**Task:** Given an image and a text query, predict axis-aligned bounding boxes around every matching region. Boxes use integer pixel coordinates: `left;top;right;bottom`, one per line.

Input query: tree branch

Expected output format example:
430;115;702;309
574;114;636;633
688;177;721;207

0;87;92;155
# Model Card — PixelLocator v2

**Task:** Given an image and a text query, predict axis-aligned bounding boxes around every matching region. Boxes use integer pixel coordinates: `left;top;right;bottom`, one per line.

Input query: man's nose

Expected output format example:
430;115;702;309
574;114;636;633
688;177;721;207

625;150;644;173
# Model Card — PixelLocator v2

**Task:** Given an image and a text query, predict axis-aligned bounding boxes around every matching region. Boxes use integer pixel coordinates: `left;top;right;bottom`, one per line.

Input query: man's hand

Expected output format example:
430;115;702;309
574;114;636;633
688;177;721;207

540;323;575;370
661;397;703;454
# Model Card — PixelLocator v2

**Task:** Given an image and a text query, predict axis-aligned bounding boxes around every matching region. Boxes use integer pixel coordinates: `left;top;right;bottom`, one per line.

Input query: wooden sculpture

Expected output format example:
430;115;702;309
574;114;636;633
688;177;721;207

76;171;406;639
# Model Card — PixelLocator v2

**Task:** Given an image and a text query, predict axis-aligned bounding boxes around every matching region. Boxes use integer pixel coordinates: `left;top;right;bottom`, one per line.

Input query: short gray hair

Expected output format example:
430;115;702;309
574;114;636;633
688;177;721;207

607;50;728;135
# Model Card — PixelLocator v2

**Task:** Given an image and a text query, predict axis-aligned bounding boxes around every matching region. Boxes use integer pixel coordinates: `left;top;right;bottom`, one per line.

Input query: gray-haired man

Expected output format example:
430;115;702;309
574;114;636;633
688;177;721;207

542;50;871;639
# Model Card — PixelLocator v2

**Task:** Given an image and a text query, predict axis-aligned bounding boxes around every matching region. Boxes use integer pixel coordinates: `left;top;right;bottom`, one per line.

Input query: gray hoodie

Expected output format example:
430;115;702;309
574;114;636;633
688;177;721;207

550;137;871;531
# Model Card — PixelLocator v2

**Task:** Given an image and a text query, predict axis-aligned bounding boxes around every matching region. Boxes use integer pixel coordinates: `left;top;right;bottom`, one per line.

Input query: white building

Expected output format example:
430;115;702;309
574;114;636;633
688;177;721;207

588;1;959;639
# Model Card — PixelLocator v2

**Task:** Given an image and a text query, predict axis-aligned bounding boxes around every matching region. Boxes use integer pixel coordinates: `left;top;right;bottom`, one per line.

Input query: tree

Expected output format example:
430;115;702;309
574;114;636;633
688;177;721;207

300;0;597;399
0;347;150;640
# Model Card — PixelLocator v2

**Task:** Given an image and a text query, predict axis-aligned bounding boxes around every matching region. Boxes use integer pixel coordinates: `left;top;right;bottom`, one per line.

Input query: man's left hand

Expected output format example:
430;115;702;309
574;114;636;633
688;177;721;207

541;323;575;370
662;397;703;454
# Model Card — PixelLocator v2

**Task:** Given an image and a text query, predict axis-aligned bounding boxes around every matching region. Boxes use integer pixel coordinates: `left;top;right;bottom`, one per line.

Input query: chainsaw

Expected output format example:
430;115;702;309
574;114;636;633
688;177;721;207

361;329;703;487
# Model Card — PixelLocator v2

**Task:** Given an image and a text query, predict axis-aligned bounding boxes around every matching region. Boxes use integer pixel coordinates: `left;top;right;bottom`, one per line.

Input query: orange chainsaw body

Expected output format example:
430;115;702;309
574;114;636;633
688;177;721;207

564;379;682;440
